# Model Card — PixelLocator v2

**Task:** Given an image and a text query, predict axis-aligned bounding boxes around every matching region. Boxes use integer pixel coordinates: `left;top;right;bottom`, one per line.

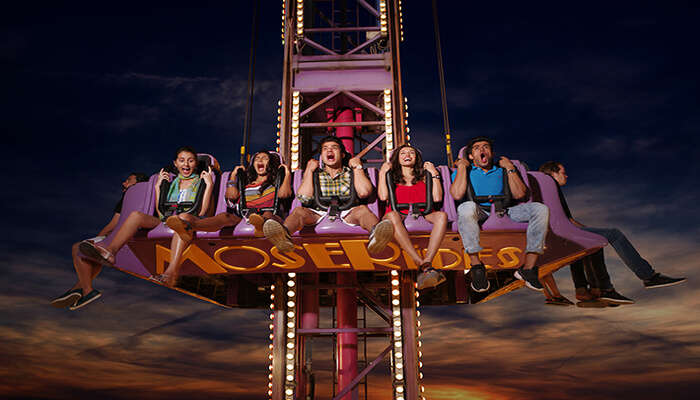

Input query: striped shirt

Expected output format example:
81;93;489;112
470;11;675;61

244;183;276;209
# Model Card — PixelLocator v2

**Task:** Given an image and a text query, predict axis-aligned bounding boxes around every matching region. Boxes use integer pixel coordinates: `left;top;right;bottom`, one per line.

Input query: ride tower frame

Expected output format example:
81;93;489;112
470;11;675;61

272;1;422;399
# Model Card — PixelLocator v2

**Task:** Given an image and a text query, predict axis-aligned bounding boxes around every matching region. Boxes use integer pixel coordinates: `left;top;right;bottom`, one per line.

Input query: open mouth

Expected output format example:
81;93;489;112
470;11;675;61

256;163;266;173
181;167;192;175
326;153;336;162
479;153;488;164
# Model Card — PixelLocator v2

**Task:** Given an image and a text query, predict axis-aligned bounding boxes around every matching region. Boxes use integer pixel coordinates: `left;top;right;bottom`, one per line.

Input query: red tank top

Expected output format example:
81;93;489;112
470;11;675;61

386;180;427;215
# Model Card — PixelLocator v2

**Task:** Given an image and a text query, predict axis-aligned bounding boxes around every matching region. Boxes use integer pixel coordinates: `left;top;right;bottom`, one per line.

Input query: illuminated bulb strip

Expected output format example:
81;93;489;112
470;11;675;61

296;0;304;36
281;0;286;45
267;285;276;399
284;272;298;400
415;275;426;399
276;99;282;152
379;1;388;35
390;270;405;399
399;0;404;42
404;96;410;143
291;91;301;170
383;89;394;153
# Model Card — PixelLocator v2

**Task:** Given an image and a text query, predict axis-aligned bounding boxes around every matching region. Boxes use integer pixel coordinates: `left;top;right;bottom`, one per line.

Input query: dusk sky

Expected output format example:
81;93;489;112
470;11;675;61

2;1;699;399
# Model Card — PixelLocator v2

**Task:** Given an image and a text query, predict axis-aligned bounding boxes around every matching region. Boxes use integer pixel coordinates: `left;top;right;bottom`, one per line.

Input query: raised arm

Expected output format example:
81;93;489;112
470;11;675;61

377;161;391;201
225;165;245;202
349;156;373;199
450;159;470;201
297;159;318;199
277;163;293;198
198;166;214;217
423;162;443;202
154;168;170;219
499;156;527;200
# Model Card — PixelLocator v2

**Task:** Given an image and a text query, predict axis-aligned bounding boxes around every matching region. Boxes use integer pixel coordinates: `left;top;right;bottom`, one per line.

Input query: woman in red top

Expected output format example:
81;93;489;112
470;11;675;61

378;144;448;289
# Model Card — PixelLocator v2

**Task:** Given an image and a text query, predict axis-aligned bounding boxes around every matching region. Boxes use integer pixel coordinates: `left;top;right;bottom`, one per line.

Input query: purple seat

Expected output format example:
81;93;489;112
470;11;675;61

527;171;607;248
402;206;435;232
445;158;530;231
148;169;219;239
314;167;379;235
98;176;156;276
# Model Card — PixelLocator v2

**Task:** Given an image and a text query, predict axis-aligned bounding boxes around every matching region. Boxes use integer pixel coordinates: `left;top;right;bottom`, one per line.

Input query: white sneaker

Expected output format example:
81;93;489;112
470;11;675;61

263;219;295;253
367;220;394;254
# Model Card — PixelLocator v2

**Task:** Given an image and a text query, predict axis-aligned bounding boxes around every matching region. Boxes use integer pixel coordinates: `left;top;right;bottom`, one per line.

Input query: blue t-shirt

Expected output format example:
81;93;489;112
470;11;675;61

451;166;504;206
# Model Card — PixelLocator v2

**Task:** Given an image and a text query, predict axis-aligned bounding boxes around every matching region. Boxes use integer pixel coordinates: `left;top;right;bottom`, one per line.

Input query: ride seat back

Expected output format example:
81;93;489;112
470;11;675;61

527;171;607;248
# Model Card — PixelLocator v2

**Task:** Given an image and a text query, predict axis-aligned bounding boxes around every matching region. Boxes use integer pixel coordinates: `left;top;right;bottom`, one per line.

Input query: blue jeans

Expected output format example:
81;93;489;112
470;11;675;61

457;201;549;255
581;227;655;280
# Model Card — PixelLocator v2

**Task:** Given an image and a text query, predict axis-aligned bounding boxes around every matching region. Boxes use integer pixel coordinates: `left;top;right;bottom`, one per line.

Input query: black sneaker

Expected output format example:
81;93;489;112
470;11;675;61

470;264;490;292
514;266;543;291
50;288;83;308
643;273;687;289
69;289;102;310
599;289;635;304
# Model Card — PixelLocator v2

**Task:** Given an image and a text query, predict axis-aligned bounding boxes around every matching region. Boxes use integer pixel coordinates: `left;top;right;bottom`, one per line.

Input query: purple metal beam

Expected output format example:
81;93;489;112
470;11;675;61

298;327;392;334
357;0;380;18
331;345;392;400
347;34;382;55
301;121;383;128
341;90;385;116
303;37;339;56
300;90;341;118
306;26;380;33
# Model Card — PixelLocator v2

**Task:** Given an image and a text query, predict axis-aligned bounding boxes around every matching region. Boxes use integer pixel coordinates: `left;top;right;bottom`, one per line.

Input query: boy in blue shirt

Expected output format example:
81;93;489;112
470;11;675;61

451;137;549;292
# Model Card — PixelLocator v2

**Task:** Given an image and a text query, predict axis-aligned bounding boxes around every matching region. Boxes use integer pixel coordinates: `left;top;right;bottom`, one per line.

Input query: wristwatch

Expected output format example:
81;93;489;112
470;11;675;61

507;168;517;174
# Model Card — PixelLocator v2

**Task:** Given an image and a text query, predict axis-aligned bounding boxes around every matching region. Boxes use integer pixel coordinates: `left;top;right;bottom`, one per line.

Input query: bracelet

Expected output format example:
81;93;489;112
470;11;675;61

227;180;237;188
297;193;313;204
432;175;441;179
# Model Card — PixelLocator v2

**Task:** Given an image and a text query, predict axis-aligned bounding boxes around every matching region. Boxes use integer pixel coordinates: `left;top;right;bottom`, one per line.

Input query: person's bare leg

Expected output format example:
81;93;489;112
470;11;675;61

345;205;379;232
284;207;319;233
105;211;160;256
523;252;539;269
180;213;240;232
384;211;422;265
72;242;101;293
541;274;562;297
468;254;482;266
162;233;190;287
423;211;448;265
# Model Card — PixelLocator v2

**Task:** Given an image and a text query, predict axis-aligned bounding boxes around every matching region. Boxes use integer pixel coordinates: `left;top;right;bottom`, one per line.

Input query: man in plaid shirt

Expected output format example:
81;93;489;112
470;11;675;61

264;135;394;254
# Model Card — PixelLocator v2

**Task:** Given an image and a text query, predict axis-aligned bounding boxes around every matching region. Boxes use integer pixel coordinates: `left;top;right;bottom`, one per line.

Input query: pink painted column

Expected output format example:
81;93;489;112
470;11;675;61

336;272;358;400
326;108;356;156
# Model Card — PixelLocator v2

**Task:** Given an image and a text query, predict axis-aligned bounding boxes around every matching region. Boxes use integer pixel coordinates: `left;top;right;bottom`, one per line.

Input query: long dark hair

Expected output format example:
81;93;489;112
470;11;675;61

390;144;425;185
246;151;281;192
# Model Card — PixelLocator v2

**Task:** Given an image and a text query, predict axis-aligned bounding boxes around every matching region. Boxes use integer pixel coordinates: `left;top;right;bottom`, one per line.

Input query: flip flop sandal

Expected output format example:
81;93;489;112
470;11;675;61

79;240;115;266
149;274;174;287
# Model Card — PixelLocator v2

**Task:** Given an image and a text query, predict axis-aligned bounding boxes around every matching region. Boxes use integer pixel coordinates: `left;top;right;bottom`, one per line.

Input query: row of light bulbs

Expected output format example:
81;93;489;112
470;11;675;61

291;91;301;170
384;88;394;153
266;272;299;399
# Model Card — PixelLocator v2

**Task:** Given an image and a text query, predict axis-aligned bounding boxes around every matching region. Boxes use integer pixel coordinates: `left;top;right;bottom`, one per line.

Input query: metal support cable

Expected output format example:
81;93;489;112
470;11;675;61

240;0;259;166
432;0;454;167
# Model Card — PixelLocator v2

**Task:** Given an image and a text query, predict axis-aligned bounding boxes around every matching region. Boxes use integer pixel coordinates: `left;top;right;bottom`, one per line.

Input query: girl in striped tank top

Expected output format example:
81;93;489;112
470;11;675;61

160;151;292;287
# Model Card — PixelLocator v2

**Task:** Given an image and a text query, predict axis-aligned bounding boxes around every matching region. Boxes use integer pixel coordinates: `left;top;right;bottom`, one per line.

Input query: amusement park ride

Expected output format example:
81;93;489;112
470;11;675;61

87;1;608;399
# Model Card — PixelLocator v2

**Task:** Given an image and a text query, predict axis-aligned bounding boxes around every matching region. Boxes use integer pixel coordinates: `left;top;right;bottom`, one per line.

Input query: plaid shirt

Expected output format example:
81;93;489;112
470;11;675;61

318;166;352;197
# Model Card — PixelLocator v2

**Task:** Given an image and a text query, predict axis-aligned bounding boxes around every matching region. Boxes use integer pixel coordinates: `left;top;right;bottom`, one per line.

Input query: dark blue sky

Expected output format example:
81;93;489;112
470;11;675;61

2;1;699;399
